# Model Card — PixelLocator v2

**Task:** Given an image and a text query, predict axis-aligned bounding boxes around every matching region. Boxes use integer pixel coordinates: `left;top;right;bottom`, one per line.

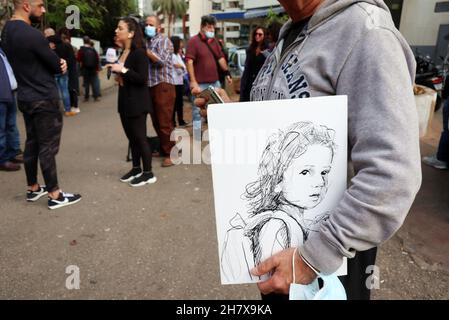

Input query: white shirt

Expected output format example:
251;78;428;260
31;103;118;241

172;53;186;85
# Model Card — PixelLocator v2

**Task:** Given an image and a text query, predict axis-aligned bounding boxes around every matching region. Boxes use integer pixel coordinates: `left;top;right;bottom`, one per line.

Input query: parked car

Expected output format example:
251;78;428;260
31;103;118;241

228;48;246;94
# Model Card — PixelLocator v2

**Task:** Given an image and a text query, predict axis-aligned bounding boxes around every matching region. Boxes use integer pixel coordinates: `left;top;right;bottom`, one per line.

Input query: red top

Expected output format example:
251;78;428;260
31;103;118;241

185;33;225;84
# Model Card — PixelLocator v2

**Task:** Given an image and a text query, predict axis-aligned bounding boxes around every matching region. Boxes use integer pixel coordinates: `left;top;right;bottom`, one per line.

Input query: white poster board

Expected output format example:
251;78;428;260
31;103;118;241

208;96;348;285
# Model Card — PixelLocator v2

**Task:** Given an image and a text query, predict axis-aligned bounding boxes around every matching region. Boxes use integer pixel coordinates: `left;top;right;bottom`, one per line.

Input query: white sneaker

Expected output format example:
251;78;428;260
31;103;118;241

129;172;157;187
71;107;81;113
422;155;448;170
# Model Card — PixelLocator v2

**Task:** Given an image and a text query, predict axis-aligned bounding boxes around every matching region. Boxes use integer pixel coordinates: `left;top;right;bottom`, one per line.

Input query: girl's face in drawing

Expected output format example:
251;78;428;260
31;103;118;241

281;144;332;209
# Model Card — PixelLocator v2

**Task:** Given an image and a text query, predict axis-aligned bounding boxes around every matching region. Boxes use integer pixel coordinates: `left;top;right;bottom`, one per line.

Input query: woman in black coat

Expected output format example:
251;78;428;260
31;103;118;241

240;27;268;102
106;17;156;187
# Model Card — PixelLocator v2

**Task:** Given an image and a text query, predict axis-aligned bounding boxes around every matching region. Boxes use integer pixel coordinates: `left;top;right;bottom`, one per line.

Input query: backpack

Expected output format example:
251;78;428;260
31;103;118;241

82;47;98;69
220;213;257;284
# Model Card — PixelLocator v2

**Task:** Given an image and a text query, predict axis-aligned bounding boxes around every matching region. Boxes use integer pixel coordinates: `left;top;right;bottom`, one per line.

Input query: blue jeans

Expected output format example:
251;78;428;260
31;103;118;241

191;81;221;139
55;73;71;112
0;99;21;164
437;99;449;162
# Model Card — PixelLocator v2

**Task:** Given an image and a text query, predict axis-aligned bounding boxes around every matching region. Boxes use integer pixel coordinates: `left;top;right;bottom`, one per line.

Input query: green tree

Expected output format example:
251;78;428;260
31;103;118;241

46;0;136;48
45;0;106;35
264;7;289;28
0;0;137;48
152;0;187;37
95;0;137;48
0;0;13;32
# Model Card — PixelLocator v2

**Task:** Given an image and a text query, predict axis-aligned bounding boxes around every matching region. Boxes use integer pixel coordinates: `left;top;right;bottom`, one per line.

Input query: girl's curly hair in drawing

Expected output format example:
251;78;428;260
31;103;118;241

244;121;336;216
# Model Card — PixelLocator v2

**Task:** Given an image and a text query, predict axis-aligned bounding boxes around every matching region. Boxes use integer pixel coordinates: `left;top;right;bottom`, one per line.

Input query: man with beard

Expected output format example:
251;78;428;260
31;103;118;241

1;0;82;210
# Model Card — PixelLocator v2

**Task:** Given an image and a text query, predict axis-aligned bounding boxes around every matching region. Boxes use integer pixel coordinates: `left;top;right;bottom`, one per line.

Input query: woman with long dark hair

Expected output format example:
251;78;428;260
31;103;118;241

240;27;268;102
106;17;156;187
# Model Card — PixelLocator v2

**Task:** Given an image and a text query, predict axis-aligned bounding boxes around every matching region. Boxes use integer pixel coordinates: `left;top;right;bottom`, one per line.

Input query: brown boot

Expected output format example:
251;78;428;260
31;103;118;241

0;161;21;171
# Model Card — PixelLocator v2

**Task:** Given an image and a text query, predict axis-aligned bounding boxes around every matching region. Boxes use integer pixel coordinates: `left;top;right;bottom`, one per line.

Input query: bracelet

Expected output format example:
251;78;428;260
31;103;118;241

299;250;320;275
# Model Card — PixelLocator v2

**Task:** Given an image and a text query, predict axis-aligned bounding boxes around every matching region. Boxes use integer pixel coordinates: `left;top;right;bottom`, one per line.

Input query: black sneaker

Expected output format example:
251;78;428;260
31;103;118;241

120;168;142;183
48;192;82;210
27;185;48;202
129;172;157;187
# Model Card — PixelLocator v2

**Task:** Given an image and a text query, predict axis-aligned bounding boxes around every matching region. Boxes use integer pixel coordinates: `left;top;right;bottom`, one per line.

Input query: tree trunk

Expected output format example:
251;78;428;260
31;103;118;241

182;14;187;40
168;14;173;38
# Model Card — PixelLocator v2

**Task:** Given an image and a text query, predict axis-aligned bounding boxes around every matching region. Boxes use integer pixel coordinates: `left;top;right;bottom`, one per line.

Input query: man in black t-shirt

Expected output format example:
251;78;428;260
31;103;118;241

1;0;82;210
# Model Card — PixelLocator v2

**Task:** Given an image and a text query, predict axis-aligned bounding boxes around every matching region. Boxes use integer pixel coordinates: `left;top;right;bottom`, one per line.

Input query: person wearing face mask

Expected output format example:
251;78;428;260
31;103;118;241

185;15;233;140
1;0;82;210
144;15;177;168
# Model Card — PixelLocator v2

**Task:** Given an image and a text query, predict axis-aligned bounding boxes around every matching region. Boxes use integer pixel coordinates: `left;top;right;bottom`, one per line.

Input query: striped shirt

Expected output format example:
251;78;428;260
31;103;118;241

147;33;175;87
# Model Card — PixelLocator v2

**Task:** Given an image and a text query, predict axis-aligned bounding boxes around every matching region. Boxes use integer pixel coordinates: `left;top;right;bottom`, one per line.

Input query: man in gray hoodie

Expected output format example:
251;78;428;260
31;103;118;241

248;0;422;299
197;0;421;299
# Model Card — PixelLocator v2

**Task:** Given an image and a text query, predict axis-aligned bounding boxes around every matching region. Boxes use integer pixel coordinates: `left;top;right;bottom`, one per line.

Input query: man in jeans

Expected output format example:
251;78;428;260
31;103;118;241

0;47;21;171
1;0;81;209
186;15;232;140
145;15;176;167
45;28;75;117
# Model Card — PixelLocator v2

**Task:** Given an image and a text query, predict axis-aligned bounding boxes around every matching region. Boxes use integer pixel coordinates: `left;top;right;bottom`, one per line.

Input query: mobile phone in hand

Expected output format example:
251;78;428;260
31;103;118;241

198;86;225;104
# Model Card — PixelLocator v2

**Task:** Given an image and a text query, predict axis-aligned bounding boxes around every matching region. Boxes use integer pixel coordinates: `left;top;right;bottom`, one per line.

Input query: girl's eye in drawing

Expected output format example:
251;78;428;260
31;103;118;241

321;170;330;176
300;170;310;175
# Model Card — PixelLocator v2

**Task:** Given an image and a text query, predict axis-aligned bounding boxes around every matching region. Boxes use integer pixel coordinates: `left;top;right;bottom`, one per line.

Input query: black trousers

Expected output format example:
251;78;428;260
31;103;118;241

172;84;185;126
69;88;78;108
18;100;62;192
82;69;100;99
261;247;378;301
120;112;152;172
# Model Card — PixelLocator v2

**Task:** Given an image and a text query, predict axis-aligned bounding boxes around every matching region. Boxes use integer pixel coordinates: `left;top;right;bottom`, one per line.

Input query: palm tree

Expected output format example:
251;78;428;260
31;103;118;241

152;0;187;37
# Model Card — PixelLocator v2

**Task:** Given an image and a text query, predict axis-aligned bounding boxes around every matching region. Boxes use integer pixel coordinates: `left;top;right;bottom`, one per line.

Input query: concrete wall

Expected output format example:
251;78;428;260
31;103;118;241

400;0;449;57
189;0;212;36
400;0;448;45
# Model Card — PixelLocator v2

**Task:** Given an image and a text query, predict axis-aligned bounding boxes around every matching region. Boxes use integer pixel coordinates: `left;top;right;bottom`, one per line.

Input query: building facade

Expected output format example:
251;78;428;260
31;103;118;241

393;0;449;60
141;0;154;16
244;0;278;10
169;0;244;46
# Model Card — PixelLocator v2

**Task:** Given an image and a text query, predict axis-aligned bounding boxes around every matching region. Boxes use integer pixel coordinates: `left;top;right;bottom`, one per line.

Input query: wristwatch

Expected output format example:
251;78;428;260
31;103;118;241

121;67;129;74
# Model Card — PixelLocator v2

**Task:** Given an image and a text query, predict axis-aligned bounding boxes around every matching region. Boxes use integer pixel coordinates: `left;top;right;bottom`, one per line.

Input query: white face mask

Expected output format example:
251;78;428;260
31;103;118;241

289;274;347;300
205;31;215;39
289;248;347;300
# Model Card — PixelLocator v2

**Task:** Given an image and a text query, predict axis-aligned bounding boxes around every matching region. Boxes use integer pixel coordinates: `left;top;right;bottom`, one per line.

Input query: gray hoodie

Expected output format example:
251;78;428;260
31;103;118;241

251;0;422;274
